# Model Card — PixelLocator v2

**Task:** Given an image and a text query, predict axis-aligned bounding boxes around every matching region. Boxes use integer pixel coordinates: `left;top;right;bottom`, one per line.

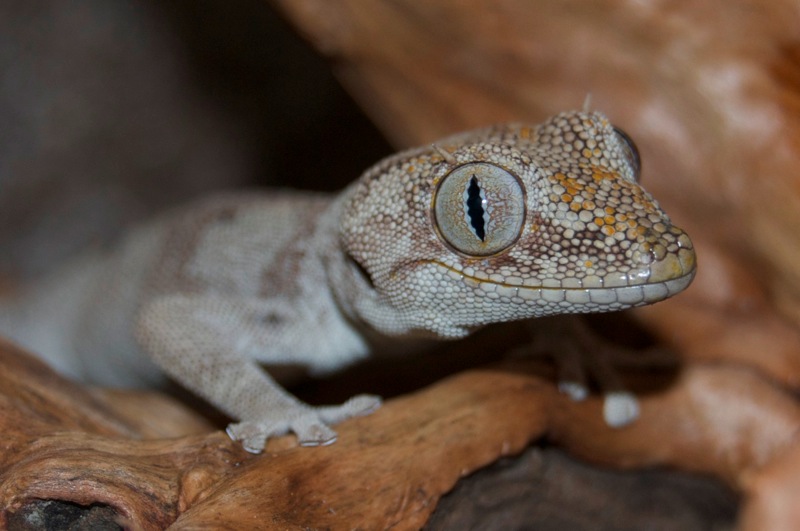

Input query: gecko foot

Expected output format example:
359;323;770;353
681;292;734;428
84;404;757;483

517;315;675;429
226;394;383;453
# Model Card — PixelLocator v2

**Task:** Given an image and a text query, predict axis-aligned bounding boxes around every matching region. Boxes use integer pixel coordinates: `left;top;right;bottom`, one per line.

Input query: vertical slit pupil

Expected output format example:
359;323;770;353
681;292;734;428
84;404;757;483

466;176;486;241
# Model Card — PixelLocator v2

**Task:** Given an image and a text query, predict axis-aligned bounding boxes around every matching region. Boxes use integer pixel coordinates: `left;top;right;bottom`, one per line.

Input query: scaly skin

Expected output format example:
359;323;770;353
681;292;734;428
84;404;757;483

0;110;695;453
337;111;695;337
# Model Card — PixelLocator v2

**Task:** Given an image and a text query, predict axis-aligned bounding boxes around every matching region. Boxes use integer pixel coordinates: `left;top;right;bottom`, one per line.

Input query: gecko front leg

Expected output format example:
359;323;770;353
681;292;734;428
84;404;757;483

136;294;381;453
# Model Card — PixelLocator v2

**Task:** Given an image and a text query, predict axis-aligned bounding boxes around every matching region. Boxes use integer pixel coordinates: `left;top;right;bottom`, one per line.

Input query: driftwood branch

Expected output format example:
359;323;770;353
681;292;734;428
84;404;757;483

1;334;798;528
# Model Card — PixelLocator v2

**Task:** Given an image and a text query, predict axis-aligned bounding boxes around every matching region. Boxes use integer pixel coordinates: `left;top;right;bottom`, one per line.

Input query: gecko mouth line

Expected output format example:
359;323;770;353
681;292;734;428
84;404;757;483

428;260;696;305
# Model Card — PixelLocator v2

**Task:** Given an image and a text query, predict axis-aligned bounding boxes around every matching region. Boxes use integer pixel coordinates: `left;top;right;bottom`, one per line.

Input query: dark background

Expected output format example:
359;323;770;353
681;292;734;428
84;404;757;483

0;0;391;278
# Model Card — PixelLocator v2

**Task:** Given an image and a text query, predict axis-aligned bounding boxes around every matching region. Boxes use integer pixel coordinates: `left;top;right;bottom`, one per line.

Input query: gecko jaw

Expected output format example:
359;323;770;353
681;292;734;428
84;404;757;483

429;256;696;308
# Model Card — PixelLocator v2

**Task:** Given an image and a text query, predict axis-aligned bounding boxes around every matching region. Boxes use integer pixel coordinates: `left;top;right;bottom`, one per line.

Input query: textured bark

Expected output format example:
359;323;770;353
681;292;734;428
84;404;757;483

427;447;737;531
1;334;795;528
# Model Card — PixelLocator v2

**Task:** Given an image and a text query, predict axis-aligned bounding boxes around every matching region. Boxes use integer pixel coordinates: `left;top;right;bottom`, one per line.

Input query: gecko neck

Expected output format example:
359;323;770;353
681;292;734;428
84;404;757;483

324;187;462;341
322;190;371;324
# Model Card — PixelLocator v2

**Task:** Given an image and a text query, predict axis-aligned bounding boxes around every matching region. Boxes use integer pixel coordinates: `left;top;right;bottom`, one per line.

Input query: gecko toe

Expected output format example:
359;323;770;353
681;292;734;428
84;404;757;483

295;419;338;447
317;394;382;423
344;394;383;415
603;391;640;428
558;381;589;401
226;422;271;454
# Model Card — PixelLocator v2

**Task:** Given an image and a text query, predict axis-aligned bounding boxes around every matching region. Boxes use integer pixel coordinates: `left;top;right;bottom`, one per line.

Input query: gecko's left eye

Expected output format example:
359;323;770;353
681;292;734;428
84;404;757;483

433;162;525;257
612;126;641;182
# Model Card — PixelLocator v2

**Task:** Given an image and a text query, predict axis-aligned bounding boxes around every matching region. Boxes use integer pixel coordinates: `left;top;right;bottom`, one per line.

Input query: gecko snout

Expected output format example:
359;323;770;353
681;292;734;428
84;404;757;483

633;222;696;296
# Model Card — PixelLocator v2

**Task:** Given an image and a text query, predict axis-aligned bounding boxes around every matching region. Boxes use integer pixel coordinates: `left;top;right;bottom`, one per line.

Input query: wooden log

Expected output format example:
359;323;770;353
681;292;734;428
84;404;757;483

1;334;797;528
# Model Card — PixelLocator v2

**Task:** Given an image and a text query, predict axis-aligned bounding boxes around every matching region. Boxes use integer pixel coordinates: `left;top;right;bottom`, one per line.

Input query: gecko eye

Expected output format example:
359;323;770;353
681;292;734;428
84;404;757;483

433;162;525;256
612;126;641;182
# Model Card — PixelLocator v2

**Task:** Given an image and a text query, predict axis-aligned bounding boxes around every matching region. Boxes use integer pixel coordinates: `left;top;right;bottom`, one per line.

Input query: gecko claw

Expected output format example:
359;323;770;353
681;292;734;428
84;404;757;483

297;431;338;447
558;381;589;401
295;418;338;447
226;422;270;454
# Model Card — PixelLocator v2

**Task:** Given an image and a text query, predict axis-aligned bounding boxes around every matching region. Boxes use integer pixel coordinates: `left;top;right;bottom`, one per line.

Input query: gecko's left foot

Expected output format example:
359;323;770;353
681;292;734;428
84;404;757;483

519;316;675;428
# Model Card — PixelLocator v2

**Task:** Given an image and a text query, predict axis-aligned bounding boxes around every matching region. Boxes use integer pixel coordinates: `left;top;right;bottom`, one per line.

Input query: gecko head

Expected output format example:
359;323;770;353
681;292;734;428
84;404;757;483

339;110;696;338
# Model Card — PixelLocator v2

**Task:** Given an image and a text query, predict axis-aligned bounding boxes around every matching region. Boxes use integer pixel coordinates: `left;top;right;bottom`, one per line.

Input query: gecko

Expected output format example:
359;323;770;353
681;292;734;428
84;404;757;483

0;110;695;453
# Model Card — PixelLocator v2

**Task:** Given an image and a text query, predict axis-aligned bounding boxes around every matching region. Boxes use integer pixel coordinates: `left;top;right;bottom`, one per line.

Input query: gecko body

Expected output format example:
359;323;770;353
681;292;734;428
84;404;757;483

0;111;696;452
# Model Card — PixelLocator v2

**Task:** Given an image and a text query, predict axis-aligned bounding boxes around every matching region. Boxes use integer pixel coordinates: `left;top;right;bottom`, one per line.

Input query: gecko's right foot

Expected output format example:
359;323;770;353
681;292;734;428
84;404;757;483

226;394;383;453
